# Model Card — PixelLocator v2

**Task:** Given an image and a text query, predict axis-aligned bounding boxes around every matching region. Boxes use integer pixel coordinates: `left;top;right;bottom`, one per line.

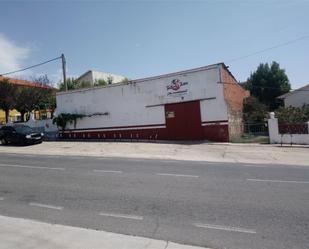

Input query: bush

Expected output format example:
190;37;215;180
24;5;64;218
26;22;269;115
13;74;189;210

53;113;85;131
275;105;309;123
243;96;268;123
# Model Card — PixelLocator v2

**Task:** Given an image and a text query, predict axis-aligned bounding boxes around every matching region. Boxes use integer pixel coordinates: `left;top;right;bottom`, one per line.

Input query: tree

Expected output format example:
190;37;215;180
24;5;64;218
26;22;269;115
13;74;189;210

58;78;77;91
94;79;107;86
32;75;56;115
0;75;55;123
275;105;309;123
53;113;85;131
0;79;17;123
38;92;56;118
14;86;33;122
58;78;92;91
246;61;291;110
120;77;130;83
13;86;51;122
107;76;113;85
31;74;50;86
243;96;268;123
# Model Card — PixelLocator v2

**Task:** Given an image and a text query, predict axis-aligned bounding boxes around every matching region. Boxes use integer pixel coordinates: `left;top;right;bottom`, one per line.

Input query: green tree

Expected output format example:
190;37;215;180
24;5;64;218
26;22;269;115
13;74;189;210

32;75;56;116
107;76;113;85
243;96;268;123
14;86;33;122
275;105;309;123
53;113;85;131
120;77;130;83
13;86;53;122
246;62;291;110
94;79;107;86
0;79;17;123
58;78;92;91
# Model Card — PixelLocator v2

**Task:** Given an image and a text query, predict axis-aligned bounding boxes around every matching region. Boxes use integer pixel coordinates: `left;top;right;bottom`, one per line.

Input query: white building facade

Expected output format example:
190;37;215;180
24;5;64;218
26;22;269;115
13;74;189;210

76;70;126;85
278;84;309;107
56;63;249;141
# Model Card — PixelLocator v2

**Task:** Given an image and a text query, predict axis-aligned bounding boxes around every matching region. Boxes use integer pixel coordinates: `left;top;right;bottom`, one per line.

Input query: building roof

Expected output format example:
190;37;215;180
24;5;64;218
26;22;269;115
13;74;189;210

0;76;55;90
277;84;309;99
75;70;92;82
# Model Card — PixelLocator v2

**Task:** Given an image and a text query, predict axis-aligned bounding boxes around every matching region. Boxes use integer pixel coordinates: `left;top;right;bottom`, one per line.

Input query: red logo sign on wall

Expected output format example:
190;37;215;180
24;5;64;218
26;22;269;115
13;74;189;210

166;79;189;96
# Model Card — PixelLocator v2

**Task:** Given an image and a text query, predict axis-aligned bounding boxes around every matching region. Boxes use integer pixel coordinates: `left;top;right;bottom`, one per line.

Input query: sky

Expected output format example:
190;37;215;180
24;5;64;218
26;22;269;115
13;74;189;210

0;0;308;89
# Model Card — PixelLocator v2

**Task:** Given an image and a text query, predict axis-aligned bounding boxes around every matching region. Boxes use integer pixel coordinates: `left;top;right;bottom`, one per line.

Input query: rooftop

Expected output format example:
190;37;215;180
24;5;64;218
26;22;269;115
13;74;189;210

0;76;55;90
277;84;309;99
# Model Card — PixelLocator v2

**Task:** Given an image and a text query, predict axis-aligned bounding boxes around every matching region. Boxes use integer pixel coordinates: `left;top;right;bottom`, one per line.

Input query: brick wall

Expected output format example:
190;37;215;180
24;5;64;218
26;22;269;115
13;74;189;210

221;65;250;140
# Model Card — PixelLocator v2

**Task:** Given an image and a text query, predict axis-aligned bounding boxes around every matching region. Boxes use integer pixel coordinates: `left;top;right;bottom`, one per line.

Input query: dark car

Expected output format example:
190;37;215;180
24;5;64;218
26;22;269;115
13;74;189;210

0;125;44;145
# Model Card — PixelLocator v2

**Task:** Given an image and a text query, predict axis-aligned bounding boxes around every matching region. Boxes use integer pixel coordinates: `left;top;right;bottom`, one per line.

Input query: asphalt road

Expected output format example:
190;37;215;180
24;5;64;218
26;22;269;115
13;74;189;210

0;153;308;249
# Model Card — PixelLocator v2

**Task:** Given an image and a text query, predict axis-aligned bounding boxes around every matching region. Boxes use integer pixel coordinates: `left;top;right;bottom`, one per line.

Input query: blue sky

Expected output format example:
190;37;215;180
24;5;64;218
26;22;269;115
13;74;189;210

0;0;308;88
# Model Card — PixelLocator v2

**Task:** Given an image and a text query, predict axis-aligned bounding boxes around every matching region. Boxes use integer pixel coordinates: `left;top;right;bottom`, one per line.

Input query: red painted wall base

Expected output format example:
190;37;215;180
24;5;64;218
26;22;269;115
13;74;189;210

60;122;229;142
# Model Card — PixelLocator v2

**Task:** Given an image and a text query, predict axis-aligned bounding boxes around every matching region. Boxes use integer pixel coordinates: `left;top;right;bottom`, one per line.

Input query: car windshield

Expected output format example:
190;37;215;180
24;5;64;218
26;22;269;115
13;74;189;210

14;125;33;134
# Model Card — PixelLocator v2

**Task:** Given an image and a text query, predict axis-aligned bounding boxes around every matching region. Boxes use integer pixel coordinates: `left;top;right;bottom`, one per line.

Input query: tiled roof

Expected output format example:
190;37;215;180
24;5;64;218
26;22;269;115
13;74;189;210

0;76;55;90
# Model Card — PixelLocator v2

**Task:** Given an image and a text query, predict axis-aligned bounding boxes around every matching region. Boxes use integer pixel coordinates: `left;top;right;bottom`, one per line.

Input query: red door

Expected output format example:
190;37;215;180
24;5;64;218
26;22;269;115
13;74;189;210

165;101;202;140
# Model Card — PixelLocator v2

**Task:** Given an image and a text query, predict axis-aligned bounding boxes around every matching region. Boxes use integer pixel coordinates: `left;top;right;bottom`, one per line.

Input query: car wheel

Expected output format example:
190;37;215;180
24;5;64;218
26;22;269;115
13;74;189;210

0;138;7;145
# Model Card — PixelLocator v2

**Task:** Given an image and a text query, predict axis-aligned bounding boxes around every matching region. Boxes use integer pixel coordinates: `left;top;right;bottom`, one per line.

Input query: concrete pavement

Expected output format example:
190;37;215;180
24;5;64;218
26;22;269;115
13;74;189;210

0;215;207;249
0;153;308;249
0;141;309;166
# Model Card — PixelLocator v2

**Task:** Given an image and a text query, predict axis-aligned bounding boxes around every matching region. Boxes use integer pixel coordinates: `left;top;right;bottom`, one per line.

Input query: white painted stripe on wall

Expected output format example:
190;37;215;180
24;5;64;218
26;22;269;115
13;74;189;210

247;178;309;184
202;122;228;126
29;202;63;210
0;164;65;171
99;212;144;220
194;223;257;234
63;125;166;133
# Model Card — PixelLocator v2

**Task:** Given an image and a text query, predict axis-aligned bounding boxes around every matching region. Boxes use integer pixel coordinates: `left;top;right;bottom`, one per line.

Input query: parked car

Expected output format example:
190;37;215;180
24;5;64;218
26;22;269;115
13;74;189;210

0;125;44;145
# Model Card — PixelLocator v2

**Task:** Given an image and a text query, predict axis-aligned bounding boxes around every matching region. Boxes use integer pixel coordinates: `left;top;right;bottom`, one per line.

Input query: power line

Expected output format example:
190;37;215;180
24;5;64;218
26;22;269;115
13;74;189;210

226;35;309;63
0;56;62;76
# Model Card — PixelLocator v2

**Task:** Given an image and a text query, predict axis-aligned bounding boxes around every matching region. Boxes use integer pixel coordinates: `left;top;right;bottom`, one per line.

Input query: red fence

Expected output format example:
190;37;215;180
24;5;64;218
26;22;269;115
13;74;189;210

278;123;308;134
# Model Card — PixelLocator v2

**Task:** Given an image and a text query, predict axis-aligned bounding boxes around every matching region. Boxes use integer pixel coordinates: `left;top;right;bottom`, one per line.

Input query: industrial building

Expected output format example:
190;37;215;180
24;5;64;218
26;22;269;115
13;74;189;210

56;63;249;141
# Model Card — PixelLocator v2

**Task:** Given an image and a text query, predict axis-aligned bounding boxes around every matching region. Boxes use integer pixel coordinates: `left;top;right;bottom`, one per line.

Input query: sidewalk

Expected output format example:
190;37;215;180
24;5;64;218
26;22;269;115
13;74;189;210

0;141;308;166
0;215;208;249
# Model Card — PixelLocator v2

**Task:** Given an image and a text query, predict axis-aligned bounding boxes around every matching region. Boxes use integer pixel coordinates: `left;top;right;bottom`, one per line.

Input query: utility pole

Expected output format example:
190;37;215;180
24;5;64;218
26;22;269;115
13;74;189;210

61;53;67;91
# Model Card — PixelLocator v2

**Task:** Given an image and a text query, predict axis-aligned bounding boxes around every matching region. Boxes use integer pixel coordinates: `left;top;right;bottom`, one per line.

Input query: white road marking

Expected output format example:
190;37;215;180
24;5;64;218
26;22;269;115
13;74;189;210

0;163;65;171
93;170;123;174
241;164;269;168
161;160;178;163
0;197;4;201
99;212;143;220
194;223;257;234
156;173;199;178
127;159;145;162
29;202;63;210
247;178;309;184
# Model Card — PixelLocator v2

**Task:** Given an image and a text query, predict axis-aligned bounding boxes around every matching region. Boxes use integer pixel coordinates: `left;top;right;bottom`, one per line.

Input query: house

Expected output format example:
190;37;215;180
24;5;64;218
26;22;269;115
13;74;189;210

277;84;309;107
56;63;249;142
0;76;55;124
76;70;126;85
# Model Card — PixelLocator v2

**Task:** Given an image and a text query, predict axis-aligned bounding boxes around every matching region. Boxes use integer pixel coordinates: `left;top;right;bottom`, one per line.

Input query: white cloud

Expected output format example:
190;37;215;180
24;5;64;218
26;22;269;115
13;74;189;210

0;34;31;75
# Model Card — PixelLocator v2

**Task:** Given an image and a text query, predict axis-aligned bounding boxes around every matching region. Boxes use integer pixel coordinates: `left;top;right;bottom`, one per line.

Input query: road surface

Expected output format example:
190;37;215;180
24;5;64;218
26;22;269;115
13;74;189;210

0;153;308;249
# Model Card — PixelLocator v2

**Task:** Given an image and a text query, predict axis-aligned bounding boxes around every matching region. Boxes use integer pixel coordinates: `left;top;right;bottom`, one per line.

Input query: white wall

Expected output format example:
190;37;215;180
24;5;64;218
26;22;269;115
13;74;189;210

78;70;126;84
57;65;228;130
268;113;309;145
284;85;309;107
92;71;126;84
